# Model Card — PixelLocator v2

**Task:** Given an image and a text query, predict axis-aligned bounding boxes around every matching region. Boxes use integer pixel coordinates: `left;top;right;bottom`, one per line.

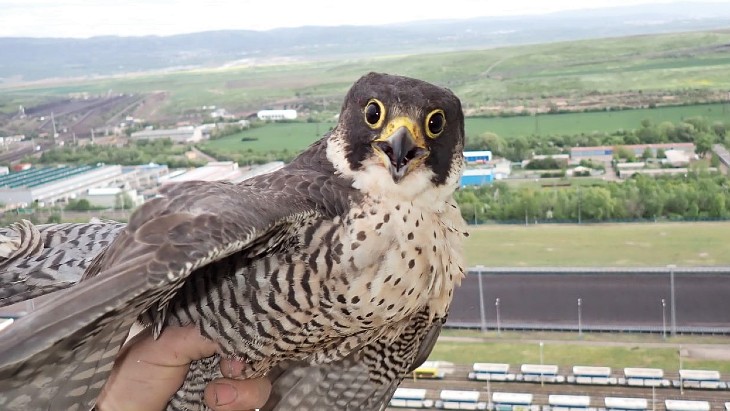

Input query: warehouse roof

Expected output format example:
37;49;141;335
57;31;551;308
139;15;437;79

0;165;101;189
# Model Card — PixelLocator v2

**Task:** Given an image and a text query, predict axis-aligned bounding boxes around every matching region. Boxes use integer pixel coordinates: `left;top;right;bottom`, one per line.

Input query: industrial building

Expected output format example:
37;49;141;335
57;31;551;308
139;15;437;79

570;143;696;161
0;165;125;206
161;161;284;184
460;169;494;186
0;163;169;208
78;187;144;209
257;109;297;121
130;126;203;143
464;151;492;164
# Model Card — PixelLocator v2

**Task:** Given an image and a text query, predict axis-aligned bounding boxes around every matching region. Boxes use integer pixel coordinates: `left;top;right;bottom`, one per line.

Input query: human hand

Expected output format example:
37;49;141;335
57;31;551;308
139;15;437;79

96;325;271;411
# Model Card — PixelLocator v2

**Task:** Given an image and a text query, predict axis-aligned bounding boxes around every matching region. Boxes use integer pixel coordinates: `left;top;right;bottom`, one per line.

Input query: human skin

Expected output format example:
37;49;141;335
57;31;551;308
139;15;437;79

96;325;271;411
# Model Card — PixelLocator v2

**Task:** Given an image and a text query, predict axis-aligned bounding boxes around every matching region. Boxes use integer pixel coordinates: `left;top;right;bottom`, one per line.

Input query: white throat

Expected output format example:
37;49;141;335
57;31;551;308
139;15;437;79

326;132;461;212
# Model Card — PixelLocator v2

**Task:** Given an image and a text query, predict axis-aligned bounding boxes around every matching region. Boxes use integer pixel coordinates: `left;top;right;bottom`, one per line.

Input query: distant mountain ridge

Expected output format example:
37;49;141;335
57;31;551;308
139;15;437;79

2;2;730;82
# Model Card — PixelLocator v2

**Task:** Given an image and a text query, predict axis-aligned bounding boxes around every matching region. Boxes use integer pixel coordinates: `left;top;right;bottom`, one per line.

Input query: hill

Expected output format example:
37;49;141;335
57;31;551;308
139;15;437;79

2;2;730;82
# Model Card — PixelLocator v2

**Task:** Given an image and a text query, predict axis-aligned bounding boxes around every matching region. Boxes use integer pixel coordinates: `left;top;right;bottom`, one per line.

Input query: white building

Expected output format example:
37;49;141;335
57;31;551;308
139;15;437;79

0;165;125;205
160;161;285;185
131;126;203;143
257;110;297;121
79;187;144;209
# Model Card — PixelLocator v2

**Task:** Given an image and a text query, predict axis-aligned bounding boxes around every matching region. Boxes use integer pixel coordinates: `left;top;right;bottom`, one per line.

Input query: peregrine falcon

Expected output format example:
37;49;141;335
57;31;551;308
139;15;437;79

0;72;468;410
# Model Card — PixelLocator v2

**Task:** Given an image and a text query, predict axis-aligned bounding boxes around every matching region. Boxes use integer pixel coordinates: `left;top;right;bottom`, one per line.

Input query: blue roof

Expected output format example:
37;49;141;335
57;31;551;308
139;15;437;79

0;165;101;189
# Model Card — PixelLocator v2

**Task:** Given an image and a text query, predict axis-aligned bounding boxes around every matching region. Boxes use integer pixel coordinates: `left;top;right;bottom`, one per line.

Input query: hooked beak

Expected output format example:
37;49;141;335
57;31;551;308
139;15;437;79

372;118;429;183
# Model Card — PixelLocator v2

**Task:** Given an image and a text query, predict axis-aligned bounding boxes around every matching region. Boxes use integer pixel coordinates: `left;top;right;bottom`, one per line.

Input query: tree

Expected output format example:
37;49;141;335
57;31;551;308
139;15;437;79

694;133;714;158
641;147;653;161
580;187;614;221
65;199;92;211
712;122;726;139
466;132;506;154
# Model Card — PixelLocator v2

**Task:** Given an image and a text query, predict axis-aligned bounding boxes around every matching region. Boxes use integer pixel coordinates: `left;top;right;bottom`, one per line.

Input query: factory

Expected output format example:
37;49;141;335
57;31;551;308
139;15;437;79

0;161;283;210
0;164;169;208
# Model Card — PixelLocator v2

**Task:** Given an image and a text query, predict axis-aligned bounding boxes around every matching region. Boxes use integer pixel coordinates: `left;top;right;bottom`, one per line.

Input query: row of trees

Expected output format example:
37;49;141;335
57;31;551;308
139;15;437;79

456;172;730;223
33;139;205;168
466;117;728;161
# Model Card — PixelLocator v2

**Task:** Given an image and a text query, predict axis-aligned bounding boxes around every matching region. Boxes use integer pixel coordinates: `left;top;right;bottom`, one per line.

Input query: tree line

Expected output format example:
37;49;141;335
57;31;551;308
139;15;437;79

456;172;730;224
466;116;728;161
30;139;205;168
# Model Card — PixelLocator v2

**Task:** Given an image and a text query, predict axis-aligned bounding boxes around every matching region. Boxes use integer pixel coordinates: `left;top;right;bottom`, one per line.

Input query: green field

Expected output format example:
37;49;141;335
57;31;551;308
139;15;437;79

431;330;730;372
199;102;730;156
465;221;730;267
430;338;730;373
3;30;730;115
466;103;730;139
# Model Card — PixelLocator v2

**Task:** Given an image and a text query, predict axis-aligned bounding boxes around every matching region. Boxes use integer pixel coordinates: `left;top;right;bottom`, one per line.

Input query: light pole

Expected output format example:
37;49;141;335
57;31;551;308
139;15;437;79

661;299;667;339
477;265;486;333
486;377;491;410
678;344;684;395
540;341;545;387
495;298;501;335
668;264;677;336
577;298;583;337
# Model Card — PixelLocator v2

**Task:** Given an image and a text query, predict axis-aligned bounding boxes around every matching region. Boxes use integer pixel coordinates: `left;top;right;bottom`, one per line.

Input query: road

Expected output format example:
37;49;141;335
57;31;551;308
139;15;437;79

449;268;730;333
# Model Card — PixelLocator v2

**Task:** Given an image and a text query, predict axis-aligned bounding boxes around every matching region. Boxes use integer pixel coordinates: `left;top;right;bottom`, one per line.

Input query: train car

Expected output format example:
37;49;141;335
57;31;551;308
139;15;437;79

624;367;668;387
664;399;710;411
604;396;648;411
548;394;590;410
389;388;434;409
436;390;487;410
413;360;446;379
492;392;533;411
570;365;612;385
469;363;514;381
678;369;723;389
519;364;563;383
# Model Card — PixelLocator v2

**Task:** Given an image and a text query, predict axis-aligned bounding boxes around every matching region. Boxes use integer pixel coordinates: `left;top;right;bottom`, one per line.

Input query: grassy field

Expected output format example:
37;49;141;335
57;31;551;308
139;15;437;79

431;330;730;372
465;221;730;267
429;338;730;373
3;31;730;115
199;102;730;156
466;103;730;139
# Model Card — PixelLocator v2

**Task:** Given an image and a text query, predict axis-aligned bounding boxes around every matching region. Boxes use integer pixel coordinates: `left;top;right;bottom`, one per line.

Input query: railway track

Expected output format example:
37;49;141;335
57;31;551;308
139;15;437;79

388;364;729;410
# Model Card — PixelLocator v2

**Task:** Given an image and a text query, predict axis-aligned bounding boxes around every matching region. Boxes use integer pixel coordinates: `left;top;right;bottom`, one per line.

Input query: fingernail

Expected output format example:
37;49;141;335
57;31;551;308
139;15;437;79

214;382;238;406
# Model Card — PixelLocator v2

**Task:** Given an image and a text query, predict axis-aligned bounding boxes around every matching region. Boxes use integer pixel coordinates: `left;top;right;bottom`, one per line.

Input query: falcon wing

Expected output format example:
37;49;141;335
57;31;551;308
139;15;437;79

263;314;444;411
0;177;330;411
0;220;125;308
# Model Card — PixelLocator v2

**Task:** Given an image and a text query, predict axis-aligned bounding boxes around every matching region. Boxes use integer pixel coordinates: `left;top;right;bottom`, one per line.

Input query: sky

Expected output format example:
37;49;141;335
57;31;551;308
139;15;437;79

0;0;723;38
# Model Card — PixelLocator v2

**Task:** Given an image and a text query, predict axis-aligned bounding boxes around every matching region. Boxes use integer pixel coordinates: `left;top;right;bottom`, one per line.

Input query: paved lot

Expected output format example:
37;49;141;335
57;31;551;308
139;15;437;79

449;270;730;331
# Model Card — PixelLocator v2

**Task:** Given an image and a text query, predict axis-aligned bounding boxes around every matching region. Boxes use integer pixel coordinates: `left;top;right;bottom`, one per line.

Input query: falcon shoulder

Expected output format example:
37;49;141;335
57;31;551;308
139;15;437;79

0;149;350;410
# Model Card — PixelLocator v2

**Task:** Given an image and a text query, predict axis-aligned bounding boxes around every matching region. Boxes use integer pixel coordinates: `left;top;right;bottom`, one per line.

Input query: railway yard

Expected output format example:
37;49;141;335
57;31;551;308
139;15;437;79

388;362;730;410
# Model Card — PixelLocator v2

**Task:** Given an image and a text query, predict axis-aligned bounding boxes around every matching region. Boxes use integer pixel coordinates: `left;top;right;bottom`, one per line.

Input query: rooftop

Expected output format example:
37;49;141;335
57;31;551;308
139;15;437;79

0;165;101;189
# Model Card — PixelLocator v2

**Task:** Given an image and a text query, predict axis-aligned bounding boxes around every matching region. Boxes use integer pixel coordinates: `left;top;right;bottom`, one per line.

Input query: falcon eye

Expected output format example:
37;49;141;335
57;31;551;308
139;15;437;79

364;99;385;128
425;109;446;138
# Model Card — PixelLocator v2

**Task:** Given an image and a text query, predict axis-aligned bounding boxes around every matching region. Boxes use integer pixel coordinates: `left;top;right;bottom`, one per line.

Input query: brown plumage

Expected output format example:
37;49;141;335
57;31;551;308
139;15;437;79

0;72;467;411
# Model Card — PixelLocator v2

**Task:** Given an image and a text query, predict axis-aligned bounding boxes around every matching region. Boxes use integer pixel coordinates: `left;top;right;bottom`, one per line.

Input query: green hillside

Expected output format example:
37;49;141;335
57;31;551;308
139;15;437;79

3;30;730;115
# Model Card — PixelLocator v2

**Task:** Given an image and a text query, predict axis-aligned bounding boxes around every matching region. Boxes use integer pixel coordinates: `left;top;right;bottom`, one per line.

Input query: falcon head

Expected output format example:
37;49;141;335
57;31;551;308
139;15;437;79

327;73;465;203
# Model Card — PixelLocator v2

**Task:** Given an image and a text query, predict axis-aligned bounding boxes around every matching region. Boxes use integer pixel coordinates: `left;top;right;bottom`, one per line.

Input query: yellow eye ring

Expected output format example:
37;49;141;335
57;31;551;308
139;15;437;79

364;99;386;129
425;109;446;138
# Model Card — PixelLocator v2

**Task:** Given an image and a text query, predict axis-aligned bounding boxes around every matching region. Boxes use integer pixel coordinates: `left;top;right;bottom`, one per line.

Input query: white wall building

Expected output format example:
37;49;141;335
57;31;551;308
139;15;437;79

131;126;203;143
0;165;126;206
257;110;297;121
79;187;144;209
